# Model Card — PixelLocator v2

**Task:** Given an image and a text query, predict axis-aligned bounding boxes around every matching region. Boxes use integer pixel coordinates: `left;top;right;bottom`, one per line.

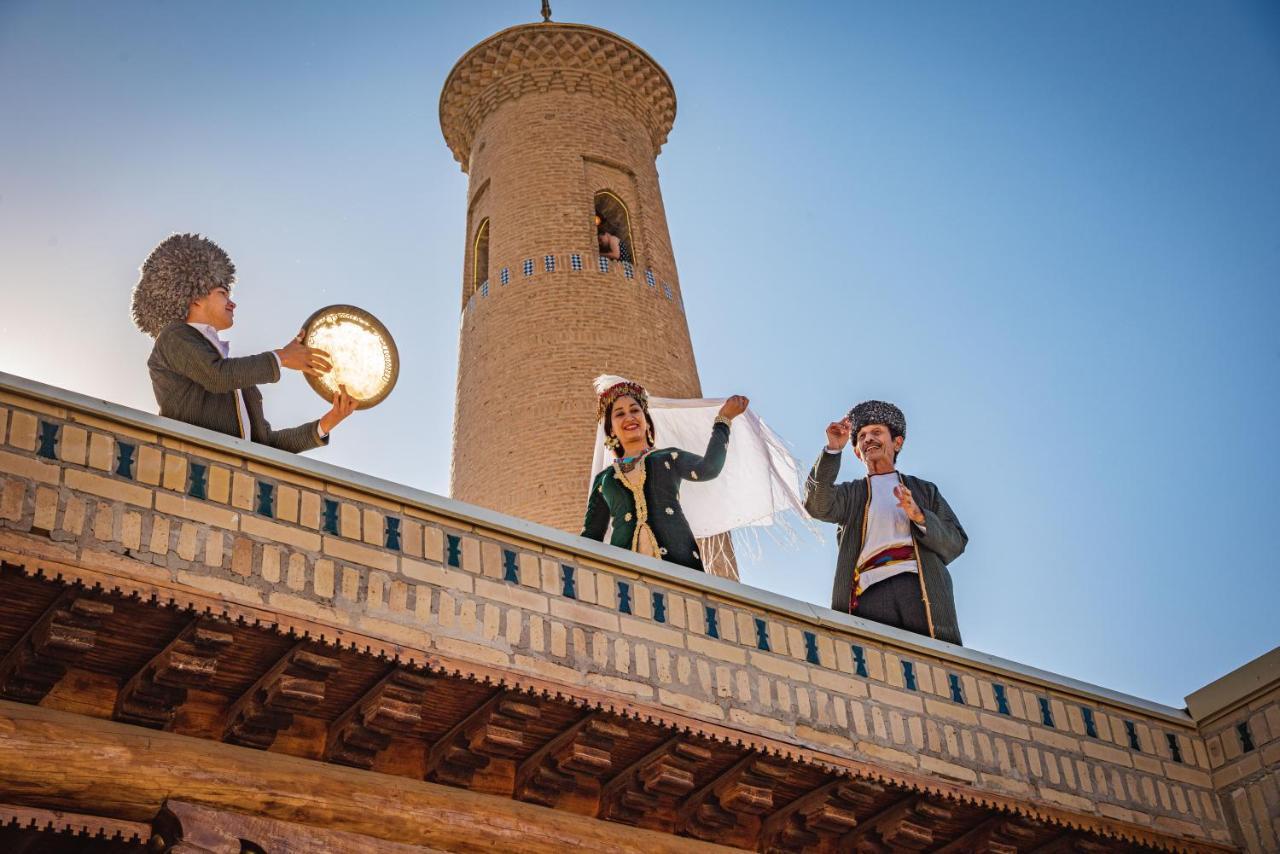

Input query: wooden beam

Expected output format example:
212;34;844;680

838;794;951;852
0;699;725;854
113;617;233;729
325;666;433;769
513;710;628;807
0;590;112;704
597;734;712;827
154;799;444;853
223;641;340;749
424;690;541;788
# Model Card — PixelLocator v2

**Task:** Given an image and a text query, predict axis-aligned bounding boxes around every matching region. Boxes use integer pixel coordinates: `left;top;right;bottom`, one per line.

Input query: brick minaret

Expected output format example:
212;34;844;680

440;19;735;577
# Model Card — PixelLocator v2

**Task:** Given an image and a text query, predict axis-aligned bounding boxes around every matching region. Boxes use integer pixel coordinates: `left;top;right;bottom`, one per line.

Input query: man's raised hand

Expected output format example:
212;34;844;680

826;417;852;451
277;329;332;377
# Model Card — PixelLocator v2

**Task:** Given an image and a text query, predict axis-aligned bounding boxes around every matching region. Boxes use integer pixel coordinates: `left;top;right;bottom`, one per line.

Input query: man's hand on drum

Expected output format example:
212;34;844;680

277;329;332;377
319;385;357;435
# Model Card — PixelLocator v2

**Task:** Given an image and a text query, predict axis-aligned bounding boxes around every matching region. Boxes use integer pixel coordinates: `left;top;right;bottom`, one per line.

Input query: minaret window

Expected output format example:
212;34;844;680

472;218;490;294
594;191;634;264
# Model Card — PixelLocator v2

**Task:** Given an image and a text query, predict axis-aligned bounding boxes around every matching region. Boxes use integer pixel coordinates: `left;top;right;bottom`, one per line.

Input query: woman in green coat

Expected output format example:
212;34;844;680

581;379;749;572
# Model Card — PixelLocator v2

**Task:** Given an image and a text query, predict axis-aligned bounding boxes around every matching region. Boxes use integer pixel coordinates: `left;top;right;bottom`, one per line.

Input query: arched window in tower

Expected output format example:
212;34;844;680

593;191;633;265
472;218;490;293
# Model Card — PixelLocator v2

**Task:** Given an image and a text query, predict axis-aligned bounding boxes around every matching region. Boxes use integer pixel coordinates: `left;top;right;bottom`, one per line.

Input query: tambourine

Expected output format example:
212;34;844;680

301;305;399;410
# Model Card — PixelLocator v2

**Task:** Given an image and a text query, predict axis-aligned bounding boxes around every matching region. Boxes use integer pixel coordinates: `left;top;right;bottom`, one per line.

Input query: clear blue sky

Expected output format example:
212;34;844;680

1;1;1277;707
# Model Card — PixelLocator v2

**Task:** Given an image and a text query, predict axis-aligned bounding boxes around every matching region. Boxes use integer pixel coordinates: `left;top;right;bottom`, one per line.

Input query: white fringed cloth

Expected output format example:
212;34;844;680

589;377;812;567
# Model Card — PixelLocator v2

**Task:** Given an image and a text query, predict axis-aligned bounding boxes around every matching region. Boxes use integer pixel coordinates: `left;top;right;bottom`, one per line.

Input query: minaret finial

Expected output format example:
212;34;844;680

541;0;552;22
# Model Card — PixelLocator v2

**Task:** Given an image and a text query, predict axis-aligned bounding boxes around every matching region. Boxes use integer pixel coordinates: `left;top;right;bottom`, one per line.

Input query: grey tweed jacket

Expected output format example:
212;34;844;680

147;322;327;454
803;450;968;645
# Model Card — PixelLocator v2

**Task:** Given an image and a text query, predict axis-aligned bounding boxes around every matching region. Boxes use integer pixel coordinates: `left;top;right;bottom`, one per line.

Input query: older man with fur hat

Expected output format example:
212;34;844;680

131;233;355;452
804;401;968;644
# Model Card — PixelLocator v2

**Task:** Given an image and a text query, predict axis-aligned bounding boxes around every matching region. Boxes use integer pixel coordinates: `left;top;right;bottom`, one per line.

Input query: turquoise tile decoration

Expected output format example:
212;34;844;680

753;618;770;651
36;421;59;460
993;683;1011;715
802;631;819;665
1082;707;1098;738
114;442;136;479
321;499;340;535
255;482;275;518
851;645;868;678
187;463;208;500
652;592;667;623
1125;720;1142;751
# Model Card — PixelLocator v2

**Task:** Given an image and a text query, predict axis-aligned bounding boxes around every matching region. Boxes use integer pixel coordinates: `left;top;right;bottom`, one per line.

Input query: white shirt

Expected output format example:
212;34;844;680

188;323;290;441
855;471;920;590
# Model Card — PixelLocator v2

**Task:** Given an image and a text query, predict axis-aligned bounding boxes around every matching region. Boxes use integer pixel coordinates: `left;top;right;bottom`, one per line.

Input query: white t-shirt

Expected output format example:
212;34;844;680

855;471;919;591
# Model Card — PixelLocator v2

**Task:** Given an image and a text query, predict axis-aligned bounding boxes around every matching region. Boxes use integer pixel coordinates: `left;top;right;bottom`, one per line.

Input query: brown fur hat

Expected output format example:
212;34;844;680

131;233;236;337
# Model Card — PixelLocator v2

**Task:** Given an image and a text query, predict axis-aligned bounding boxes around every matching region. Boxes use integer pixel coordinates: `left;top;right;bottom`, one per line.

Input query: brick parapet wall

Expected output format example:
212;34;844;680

1187;651;1280;852
0;375;1235;848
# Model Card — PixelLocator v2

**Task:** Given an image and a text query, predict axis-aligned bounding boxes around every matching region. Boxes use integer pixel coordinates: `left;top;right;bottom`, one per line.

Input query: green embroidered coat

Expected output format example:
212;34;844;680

580;422;730;572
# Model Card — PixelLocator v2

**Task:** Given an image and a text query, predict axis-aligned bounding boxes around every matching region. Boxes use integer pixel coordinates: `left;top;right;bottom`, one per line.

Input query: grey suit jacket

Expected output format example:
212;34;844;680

147;322;327;454
804;450;968;645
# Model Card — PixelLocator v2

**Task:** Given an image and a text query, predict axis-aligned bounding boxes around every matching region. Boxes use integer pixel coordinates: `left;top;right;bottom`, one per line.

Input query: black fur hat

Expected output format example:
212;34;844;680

848;400;906;439
131;233;236;337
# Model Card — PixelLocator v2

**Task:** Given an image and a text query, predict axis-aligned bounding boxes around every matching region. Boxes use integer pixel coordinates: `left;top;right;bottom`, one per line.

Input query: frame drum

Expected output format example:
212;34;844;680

301;305;399;410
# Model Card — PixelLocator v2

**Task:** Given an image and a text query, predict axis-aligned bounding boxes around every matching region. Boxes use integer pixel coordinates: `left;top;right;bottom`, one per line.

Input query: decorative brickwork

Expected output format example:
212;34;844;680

0;379;1250;850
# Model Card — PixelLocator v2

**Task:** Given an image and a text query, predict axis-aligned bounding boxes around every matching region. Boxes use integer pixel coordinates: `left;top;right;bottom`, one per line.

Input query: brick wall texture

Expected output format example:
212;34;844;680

0;389;1251;848
440;24;704;535
1199;685;1280;851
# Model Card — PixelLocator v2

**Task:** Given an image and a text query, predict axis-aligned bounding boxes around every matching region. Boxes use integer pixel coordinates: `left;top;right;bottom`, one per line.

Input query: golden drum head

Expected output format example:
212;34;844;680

302;305;398;410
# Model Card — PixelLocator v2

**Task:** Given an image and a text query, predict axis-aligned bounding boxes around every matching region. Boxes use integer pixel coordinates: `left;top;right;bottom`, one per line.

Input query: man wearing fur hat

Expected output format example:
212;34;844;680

131;233;355;452
804;401;968;644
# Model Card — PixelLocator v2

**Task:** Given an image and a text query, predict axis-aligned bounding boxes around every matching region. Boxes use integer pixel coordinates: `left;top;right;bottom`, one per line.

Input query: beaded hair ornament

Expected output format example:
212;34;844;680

595;378;654;454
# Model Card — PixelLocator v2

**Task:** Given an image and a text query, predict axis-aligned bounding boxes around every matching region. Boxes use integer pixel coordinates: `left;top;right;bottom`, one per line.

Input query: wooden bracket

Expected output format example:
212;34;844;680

114;618;234;729
839;794;953;852
424;690;541;788
222;641;340;749
758;777;885;852
514;711;628;806
0;590;113;704
933;814;1042;854
325;666;433;769
676;752;789;844
597;735;713;828
1030;832;1118;854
